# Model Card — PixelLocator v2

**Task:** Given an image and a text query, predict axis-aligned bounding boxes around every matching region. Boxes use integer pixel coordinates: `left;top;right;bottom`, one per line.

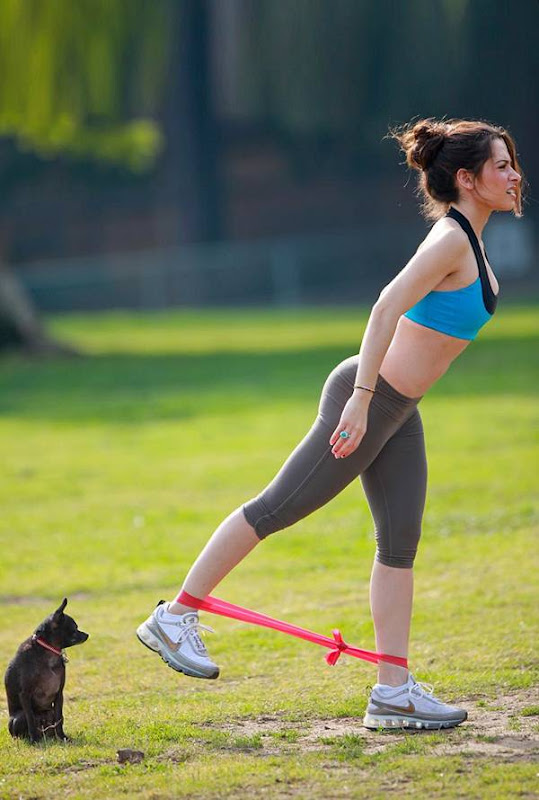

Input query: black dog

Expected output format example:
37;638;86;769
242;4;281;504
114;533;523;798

4;598;89;742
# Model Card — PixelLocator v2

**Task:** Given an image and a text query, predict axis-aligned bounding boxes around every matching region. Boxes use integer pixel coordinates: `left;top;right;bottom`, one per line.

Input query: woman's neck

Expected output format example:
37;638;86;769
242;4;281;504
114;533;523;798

449;201;492;240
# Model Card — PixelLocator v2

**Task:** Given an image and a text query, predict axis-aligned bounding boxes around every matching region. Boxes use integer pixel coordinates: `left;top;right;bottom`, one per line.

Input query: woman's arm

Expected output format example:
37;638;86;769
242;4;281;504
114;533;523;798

330;226;468;458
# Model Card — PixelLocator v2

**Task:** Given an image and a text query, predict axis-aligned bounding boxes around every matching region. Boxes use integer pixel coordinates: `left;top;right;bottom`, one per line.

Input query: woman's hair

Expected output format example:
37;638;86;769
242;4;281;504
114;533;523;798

391;118;524;220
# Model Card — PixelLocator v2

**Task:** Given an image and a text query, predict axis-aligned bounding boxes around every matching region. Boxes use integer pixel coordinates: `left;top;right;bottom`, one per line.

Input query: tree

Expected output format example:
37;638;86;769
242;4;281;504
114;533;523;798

0;264;79;354
0;0;165;169
0;0;167;351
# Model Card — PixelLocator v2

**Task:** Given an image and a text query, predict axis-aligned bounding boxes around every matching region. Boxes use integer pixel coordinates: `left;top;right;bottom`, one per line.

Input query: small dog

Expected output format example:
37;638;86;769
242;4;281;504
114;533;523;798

4;598;89;742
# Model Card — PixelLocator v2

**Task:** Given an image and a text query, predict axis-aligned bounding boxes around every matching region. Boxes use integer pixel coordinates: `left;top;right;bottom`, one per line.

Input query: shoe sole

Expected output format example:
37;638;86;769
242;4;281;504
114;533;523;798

136;624;219;680
363;712;467;731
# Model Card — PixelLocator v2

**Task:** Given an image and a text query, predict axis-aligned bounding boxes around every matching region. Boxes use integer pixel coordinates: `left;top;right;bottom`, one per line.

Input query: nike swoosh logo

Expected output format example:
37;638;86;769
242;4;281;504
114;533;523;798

156;627;181;651
372;699;416;714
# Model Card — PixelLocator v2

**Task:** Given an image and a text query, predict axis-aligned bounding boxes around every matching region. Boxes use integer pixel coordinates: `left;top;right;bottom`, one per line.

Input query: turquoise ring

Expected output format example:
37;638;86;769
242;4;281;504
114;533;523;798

339;431;351;439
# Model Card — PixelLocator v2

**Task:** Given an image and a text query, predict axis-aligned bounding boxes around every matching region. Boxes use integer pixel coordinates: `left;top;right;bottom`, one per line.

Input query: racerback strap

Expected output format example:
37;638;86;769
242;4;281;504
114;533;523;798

446;207;498;315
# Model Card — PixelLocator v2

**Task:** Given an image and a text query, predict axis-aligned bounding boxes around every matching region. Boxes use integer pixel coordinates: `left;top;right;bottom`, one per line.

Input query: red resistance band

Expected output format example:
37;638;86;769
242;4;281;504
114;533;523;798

177;590;407;668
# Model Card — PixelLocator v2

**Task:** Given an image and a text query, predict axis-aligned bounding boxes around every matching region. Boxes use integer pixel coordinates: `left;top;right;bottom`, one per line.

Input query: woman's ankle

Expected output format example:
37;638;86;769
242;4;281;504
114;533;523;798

167;601;196;616
377;664;409;687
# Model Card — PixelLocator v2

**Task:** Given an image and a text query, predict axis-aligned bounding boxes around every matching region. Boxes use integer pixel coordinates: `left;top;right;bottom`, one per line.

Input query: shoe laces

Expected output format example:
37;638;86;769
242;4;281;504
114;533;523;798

410;679;445;705
178;615;214;655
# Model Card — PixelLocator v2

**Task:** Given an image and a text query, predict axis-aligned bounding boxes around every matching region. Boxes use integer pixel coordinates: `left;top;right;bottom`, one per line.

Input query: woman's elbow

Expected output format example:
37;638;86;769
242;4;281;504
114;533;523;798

371;292;402;322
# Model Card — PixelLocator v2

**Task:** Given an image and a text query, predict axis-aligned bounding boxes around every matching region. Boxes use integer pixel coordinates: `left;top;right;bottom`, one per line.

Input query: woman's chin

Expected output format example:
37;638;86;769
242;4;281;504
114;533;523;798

493;198;516;213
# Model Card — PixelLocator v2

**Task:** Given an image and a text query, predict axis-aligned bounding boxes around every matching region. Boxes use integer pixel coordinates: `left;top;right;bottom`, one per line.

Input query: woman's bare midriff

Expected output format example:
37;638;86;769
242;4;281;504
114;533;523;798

379;316;470;398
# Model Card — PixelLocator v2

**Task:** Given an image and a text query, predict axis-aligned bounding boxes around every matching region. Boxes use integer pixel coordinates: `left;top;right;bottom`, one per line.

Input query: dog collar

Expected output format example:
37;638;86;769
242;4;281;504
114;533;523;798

32;635;68;662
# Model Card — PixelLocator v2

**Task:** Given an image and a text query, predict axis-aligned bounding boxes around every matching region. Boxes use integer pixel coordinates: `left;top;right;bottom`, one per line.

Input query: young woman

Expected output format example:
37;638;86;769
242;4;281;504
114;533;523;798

137;118;523;730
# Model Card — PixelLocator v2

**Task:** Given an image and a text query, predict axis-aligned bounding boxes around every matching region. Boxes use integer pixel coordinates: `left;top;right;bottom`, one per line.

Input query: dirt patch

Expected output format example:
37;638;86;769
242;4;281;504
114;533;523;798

204;686;539;761
429;687;539;763
1;595;54;606
0;593;90;606
29;759;108;775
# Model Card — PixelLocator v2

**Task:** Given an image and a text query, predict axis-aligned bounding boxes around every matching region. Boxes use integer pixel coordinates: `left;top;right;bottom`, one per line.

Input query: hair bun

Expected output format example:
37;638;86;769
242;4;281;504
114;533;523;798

410;122;446;170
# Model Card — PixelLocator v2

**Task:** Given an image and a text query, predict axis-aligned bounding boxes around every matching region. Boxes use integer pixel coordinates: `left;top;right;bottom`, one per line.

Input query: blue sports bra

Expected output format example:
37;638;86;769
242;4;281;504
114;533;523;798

404;207;498;341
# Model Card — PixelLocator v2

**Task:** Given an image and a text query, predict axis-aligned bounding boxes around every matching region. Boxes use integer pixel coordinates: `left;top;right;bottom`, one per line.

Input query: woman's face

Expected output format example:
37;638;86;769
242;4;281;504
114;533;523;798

475;137;521;212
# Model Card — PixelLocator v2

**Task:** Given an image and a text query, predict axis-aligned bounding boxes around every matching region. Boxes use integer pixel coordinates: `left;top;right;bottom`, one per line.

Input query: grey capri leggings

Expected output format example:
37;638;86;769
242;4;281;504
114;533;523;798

243;355;427;568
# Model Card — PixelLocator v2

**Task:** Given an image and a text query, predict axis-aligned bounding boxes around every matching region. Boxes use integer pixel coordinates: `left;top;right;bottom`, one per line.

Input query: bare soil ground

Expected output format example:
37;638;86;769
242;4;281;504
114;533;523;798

203;686;539;762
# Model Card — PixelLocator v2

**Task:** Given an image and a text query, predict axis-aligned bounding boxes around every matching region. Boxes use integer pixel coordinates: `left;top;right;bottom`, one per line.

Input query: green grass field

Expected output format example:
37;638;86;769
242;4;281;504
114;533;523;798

0;304;537;799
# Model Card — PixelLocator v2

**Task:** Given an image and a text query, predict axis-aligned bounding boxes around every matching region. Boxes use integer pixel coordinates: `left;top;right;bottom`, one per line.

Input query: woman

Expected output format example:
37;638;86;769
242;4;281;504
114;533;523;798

137;118;523;730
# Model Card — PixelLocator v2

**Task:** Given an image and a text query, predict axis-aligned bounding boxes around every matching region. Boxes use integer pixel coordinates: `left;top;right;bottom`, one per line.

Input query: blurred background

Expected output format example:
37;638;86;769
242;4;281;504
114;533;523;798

1;0;538;350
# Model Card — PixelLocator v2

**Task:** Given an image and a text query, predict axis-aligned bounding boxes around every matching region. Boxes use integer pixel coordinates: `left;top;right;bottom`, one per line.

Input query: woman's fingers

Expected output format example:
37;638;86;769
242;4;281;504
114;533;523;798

334;437;363;458
332;439;358;458
330;395;369;458
329;427;341;446
329;424;351;448
330;426;366;458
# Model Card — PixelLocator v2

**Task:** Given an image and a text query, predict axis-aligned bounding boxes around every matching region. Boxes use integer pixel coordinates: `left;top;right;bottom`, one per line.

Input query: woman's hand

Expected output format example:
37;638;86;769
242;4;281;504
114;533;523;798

329;392;371;458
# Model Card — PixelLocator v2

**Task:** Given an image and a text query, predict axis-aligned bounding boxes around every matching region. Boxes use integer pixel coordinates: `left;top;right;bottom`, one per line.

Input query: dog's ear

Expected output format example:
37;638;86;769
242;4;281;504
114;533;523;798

53;598;68;618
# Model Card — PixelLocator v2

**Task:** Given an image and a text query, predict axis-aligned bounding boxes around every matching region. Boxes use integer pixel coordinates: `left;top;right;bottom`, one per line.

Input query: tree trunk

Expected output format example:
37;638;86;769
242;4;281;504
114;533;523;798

0;265;78;355
158;0;222;244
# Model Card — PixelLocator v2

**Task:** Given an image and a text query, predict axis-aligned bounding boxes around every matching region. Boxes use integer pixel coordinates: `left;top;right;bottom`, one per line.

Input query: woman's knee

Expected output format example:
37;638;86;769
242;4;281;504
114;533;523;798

375;524;422;568
242;498;289;540
375;549;417;569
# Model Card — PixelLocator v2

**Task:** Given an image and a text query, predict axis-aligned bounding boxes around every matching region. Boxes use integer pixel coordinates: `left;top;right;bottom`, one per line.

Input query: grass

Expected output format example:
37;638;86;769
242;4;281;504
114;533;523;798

0;304;537;799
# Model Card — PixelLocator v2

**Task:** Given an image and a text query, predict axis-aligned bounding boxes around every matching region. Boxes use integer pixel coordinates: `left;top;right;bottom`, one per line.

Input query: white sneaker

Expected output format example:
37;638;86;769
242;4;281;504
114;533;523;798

136;601;219;679
363;673;467;730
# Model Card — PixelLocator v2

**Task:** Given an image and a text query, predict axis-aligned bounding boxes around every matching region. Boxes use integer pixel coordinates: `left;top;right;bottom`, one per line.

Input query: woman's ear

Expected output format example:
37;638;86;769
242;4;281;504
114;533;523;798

456;167;475;191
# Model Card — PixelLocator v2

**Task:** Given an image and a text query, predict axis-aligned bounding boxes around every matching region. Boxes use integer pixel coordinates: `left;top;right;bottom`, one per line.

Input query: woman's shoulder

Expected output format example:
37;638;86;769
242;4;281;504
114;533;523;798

418;217;469;259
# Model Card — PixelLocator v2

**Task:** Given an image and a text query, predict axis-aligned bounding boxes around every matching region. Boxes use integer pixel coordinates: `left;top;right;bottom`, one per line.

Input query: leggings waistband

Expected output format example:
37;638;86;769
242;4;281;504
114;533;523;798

375;374;423;405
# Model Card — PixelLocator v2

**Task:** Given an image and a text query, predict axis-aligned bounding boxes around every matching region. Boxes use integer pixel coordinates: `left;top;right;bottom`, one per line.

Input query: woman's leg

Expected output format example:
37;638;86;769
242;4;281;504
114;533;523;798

169;507;259;614
360;407;427;686
166;357;372;615
362;411;469;729
137;360;420;679
169;406;389;614
174;361;420;617
370;561;413;686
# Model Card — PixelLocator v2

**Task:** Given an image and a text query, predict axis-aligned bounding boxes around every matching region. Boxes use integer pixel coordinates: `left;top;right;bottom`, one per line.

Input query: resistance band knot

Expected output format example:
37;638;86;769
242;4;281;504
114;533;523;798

325;629;348;666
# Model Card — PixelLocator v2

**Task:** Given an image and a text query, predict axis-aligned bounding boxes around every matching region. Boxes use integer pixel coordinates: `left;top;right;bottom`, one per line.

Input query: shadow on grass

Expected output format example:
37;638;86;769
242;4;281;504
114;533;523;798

0;335;537;424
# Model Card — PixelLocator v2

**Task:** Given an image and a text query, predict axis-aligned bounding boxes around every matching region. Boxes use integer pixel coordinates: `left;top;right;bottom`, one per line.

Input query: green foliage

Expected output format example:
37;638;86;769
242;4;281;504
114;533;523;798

0;305;537;798
0;0;166;169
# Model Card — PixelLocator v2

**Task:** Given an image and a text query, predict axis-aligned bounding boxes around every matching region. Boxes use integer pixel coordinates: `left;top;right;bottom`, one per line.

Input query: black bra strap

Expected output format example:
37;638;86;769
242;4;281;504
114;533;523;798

446;207;497;314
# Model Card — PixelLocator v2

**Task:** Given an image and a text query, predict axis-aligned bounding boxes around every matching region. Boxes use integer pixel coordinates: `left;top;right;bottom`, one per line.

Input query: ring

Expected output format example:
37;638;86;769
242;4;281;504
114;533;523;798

339;431;350;439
